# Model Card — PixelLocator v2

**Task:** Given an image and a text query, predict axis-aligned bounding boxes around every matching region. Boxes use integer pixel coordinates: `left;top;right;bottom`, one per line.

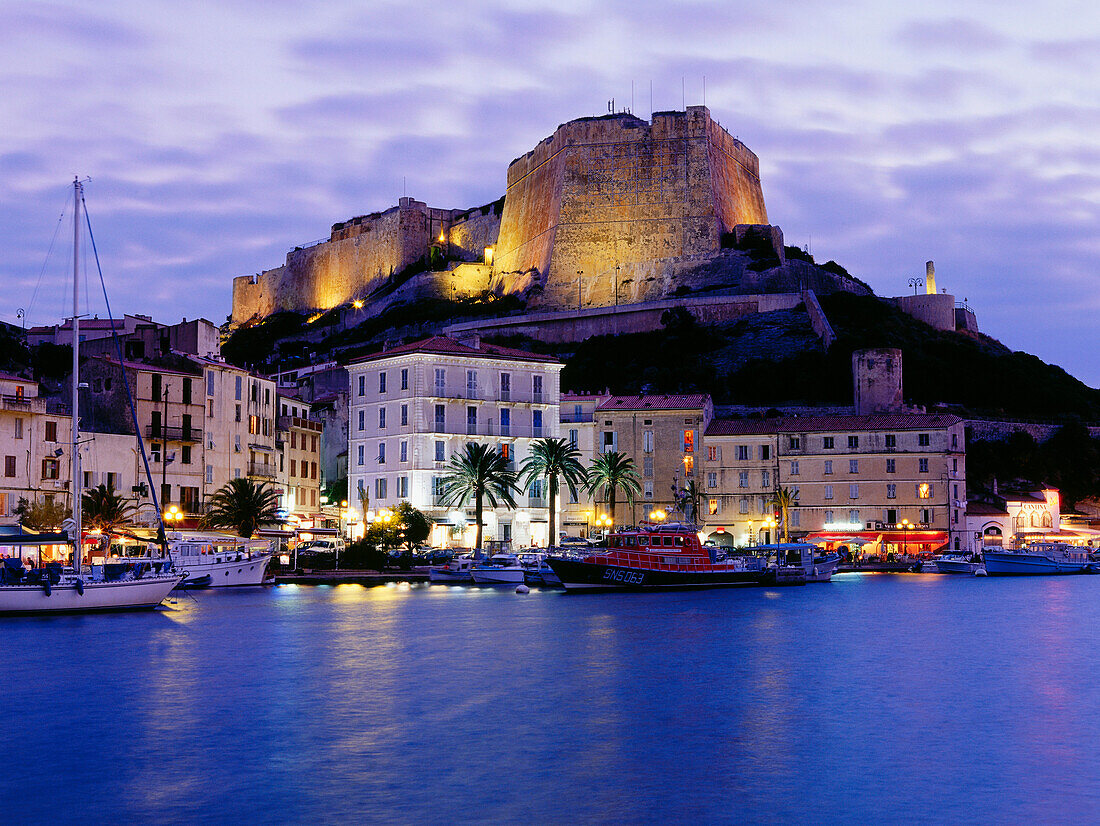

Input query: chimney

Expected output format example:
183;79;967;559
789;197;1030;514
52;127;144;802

925;260;937;295
456;333;481;350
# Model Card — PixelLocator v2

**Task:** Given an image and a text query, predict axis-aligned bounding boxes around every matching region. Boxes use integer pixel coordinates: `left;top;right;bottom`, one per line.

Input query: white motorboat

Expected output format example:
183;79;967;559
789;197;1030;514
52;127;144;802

165;533;273;586
0;180;184;614
758;543;837;584
932;552;984;575
470;554;526;585
983;543;1098;575
428;555;476;583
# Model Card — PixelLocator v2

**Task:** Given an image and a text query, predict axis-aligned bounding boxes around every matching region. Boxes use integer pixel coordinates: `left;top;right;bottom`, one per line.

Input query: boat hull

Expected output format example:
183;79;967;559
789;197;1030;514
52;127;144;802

0;575;184;615
983;551;1093;575
470;567;526;585
546;557;773;591
933;559;981;574
177;553;273;587
807;554;840;582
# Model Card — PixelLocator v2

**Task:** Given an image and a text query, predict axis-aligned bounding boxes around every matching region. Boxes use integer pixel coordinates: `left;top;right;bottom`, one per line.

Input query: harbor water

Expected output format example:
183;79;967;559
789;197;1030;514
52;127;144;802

6;574;1100;824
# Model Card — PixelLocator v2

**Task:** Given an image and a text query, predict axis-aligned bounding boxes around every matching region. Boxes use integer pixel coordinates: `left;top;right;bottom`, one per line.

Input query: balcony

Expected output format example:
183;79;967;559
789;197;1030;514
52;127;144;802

528;496;547;509
145;425;200;442
247;461;276;479
2;395;45;413
277;415;323;433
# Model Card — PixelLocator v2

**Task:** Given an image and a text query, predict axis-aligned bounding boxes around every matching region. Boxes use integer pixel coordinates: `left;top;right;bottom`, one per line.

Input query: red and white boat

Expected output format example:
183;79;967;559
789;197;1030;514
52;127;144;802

546;523;774;590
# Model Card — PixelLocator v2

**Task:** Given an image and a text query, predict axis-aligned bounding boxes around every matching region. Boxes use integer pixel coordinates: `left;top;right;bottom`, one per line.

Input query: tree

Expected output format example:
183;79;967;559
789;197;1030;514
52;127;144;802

201;478;280;538
585;451;641;528
519;438;586;549
82;483;135;534
439;443;518;550
676;479;704;525
14;497;70;530
771;486;800;543
390;501;431;550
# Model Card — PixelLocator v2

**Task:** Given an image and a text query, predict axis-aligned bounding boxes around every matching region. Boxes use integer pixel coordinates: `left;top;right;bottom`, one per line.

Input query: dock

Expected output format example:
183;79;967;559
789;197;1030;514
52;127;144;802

273;571;430;586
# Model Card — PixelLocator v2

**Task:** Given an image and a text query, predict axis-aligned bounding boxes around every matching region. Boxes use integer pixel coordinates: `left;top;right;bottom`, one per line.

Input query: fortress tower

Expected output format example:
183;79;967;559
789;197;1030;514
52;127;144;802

492;106;770;308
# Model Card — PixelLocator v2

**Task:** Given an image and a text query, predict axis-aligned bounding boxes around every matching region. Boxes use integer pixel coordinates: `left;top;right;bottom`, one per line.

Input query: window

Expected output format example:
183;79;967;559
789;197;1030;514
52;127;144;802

921;508;933;524
435;404;445;431
887;484;896;499
208;399;214;418
707;472;717;489
291;432;298;450
761;470;770;488
206;465;213;484
151;373;162;402
434;368;446;395
573;404;582;420
398;476;408;498
467;406;477;435
884;434;896;448
849;509;860;523
603;432;616;453
953;458;958;473
849;484;859;499
644;480;653;499
822;436;834;450
533;375;543;401
643;456;654;478
737;445;749;461
400;404;408;427
919;433;930;447
4;456;14;477
824;460;833;475
290;459;297;477
919;458;929;473
533;410;543;436
41;458;59;479
886;459;896;473
379;372;387;393
14;418;23;440
683;456;694;475
182;378;192;405
358;410;365;431
500;373;511;400
739;471;749;488
568;429;578;448
45;421;57;442
379;407;386;428
207;372;215;396
760;445;770;460
375;478;387;499
953;483;959;500
500;409;511;436
848;435;859;449
790;460;799;476
400;441;408;462
400;369;408;391
707;446;718;462
235;404;241;423
358;375;365;396
788;436;801;450
951;433;958;449
643;431;654;453
357;445;364;466
740;497;749;514
790;511;800;527
849;459;859;474
235;376;242;401
378;443;386;463
182;446;192;465
824;485;833;500
435;441;446;462
825;510;834;523
683;430;694;453
466;370;477;398
917;482;932;499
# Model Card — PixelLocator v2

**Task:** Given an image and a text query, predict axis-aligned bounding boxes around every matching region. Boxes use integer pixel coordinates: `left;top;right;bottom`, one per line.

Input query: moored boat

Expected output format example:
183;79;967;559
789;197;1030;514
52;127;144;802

470;554;525;585
165;533;273;587
932;552;984;575
983;543;1097;575
546;522;773;590
428;555;475;583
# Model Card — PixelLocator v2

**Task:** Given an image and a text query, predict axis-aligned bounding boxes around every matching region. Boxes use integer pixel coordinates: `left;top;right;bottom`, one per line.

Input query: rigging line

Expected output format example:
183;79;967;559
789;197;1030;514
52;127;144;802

81;192;173;565
27;190;70;322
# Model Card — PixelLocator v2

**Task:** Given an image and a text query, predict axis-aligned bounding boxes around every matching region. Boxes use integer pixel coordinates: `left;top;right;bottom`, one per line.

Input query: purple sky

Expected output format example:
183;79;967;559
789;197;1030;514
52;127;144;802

4;1;1099;386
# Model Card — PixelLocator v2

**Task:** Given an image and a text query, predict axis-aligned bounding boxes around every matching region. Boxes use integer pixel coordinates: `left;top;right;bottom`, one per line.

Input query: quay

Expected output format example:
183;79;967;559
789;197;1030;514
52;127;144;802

273;571;430;586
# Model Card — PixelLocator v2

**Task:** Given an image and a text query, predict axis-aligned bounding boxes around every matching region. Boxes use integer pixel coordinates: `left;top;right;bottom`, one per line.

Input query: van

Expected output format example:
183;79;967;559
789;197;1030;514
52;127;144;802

296;538;346;554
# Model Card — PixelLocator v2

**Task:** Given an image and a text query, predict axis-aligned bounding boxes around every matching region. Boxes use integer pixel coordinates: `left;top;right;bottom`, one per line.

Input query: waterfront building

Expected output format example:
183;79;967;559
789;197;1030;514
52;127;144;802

593;394;714;528
275;393;323;525
558;391;608;537
702;414;967;552
347;335;562;548
964;487;1067;552
0;373;71;524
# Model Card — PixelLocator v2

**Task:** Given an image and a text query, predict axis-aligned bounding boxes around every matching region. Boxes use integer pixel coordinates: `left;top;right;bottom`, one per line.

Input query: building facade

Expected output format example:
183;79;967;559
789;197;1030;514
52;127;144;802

275;393;323;523
0;374;71;524
347;335;562;548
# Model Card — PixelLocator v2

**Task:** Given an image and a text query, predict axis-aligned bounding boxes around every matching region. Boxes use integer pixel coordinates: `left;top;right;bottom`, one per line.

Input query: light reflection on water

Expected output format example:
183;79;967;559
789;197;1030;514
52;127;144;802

6;575;1100;823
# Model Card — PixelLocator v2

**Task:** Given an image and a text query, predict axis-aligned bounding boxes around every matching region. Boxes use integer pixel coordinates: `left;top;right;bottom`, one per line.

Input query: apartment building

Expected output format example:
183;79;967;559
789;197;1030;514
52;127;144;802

703;414;967;551
347;335;562;548
0;374;71;524
276;393;323;521
594;394;714;527
558;392;608;537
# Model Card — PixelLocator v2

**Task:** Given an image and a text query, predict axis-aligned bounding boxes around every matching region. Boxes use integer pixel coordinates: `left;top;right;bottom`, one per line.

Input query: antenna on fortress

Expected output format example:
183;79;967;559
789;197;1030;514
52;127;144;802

631;80;635;114
650;80;653;118
403;176;406;197
682;76;686;109
703;75;706;107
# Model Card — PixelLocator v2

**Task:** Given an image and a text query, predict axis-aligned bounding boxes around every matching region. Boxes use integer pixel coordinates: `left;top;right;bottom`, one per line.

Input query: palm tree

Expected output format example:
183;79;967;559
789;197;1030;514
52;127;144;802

202;478;280;538
678;479;704;525
585;451;641;528
82;483;135;534
439;443;518;551
771;486;800;543
519;438;586;549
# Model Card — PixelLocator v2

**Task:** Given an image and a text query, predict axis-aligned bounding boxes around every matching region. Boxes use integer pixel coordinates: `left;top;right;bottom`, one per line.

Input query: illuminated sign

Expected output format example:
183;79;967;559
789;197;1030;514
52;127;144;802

823;521;863;531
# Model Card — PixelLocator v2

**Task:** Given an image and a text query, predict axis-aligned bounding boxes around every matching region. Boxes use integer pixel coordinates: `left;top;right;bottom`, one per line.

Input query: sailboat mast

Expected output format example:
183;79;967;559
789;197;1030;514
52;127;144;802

71;177;82;575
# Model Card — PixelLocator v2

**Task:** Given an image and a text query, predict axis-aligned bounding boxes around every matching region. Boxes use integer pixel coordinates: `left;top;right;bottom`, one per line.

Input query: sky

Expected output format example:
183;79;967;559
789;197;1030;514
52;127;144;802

3;0;1100;385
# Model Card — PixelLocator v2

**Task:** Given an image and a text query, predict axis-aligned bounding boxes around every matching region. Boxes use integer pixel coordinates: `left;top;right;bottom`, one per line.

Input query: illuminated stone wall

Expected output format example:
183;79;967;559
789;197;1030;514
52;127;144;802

492;107;770;308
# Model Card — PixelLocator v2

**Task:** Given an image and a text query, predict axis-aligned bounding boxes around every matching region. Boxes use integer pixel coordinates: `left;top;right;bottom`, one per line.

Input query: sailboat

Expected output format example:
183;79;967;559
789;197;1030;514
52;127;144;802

0;179;184;613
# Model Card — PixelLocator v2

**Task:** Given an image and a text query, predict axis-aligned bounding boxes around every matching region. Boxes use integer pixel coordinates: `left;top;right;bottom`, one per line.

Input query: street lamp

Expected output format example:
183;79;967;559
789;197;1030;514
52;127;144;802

761;517;776;545
649;508;667;523
897;518;913;559
596;513;613;536
747;519;754;547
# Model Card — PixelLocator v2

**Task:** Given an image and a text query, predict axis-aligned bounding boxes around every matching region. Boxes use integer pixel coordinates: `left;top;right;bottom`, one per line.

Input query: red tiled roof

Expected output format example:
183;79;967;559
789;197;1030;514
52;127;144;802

95;355;199;378
349;335;560;365
561;392;608;402
0;372;33;384
705;413;963;437
596;394;711;412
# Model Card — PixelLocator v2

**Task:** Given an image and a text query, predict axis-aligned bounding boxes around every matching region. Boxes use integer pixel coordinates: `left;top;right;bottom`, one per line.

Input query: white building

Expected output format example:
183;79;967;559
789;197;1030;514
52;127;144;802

347;335;562;548
0;373;71;524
